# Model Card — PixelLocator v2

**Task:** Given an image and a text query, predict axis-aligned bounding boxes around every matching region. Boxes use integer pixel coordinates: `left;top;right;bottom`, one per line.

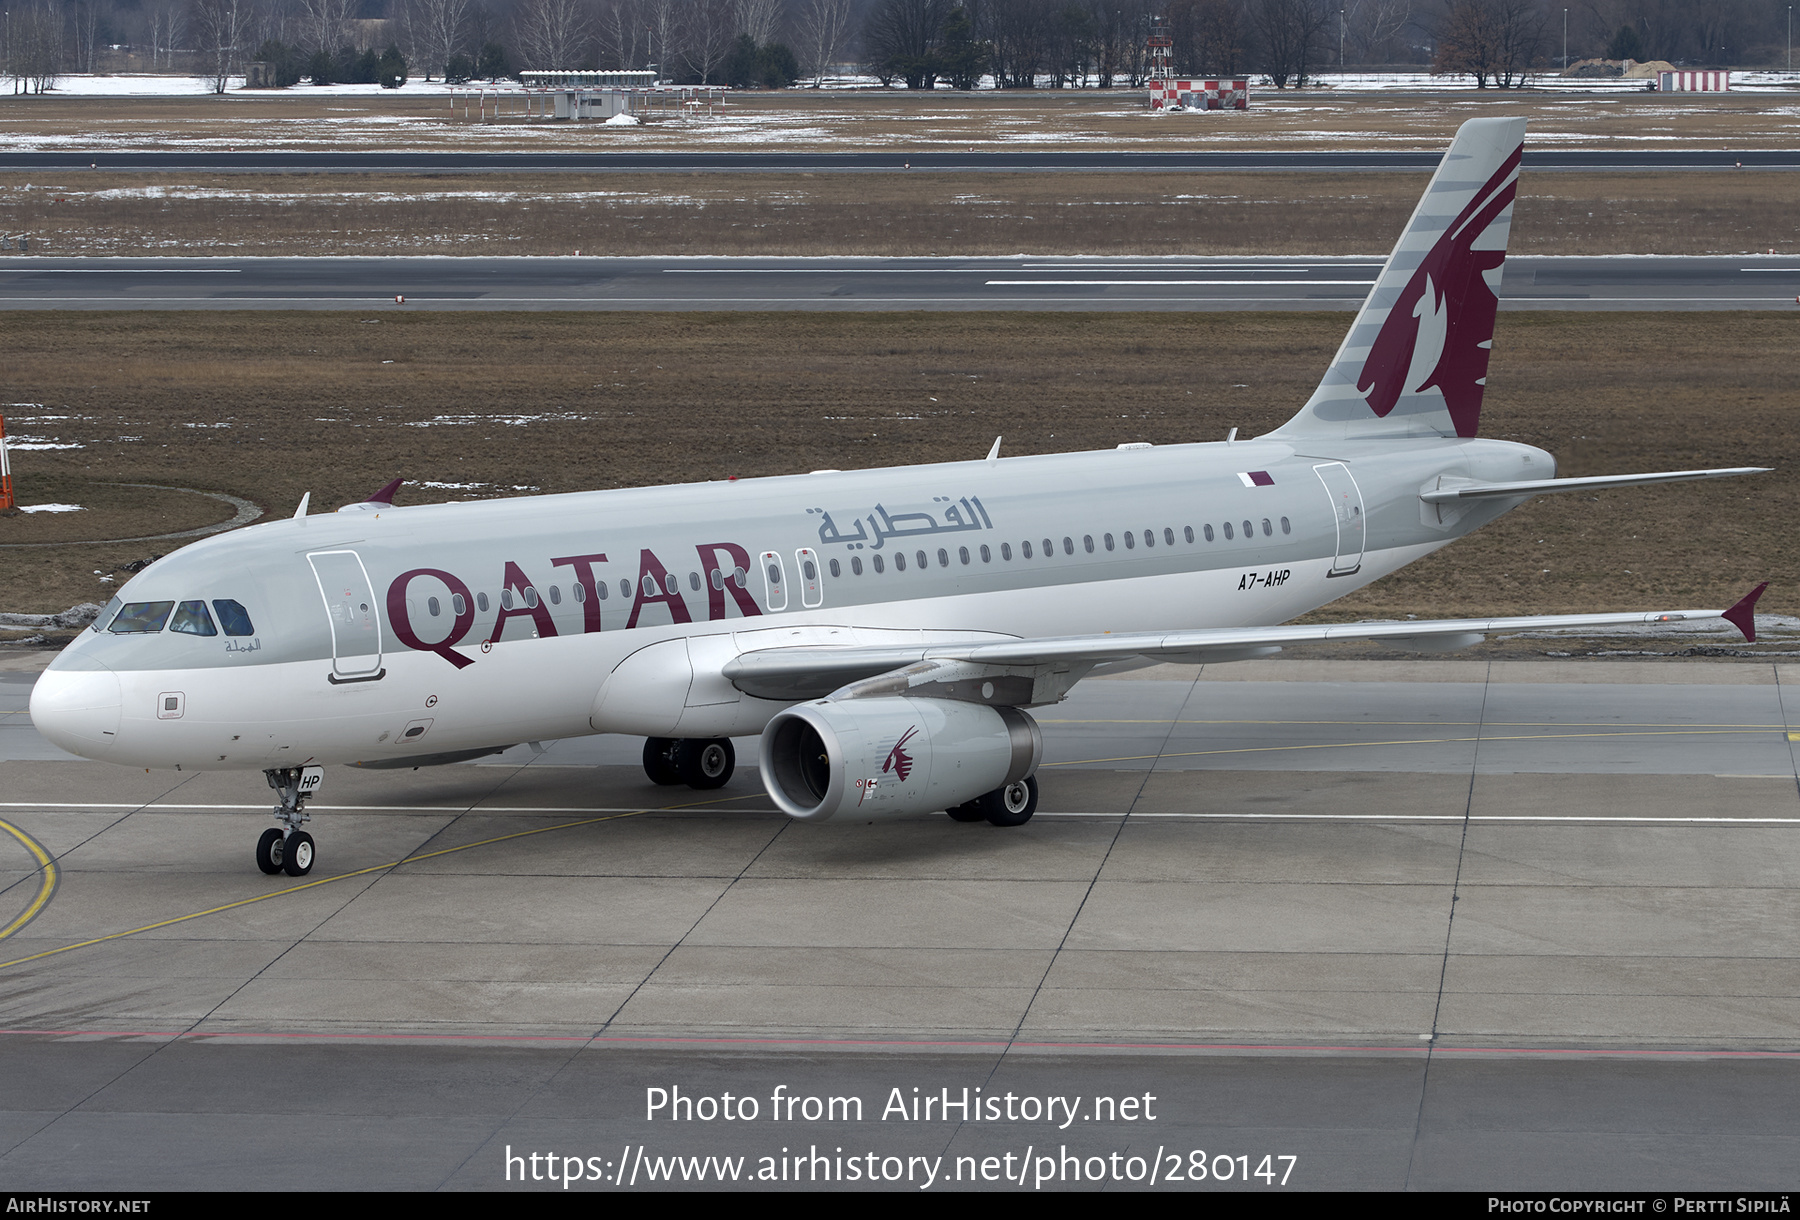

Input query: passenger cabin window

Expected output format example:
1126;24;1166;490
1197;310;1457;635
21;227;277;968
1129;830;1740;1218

169;600;217;636
110;602;175;634
213;599;255;636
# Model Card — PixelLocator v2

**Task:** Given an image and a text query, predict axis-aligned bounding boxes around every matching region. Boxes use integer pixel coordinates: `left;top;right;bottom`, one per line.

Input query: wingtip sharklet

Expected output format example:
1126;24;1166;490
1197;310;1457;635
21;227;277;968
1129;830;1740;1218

1722;582;1769;643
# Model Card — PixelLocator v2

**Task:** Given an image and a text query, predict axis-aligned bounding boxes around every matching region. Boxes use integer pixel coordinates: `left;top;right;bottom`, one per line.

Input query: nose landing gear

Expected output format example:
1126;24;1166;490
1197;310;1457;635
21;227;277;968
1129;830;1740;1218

258;765;323;877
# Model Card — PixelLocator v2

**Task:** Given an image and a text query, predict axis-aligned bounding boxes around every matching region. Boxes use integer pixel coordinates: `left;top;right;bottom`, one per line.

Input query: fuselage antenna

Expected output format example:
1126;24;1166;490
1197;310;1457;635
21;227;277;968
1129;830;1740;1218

293;492;311;520
986;436;1002;464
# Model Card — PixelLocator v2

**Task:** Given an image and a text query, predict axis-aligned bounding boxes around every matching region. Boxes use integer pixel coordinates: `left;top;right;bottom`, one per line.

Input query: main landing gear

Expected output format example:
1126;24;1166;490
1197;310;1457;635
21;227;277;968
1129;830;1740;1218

947;775;1039;827
643;737;736;790
258;765;323;877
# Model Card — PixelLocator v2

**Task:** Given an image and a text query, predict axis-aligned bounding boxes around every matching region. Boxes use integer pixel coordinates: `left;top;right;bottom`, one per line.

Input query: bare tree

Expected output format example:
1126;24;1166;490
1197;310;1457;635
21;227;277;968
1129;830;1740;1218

735;0;784;45
147;0;188;70
1249;0;1333;86
298;0;354;52
1170;0;1247;75
982;0;1047;86
193;0;256;91
71;0;101;72
797;0;850;82
596;0;646;68
1344;0;1411;64
10;2;63;92
645;0;684;78
408;0;473;76
1433;0;1541;86
514;0;591;68
681;0;736;81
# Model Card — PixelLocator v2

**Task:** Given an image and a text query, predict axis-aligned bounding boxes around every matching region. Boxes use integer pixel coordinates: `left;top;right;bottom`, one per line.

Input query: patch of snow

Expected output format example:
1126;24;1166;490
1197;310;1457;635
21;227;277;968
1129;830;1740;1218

17;503;85;513
6;437;83;450
604;113;640;126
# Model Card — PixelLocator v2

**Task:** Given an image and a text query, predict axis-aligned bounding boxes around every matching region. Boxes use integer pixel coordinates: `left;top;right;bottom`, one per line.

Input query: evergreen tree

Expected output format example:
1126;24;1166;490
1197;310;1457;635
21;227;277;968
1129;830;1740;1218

939;7;985;90
379;45;410;88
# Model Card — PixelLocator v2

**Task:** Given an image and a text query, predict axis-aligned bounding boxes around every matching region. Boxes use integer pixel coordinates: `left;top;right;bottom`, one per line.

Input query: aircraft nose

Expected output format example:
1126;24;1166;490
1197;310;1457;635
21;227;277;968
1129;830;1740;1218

29;666;123;760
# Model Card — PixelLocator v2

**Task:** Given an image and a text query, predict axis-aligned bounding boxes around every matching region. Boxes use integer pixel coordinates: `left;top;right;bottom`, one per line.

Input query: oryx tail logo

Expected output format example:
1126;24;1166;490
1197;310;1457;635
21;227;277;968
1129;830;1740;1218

884;726;920;782
1358;143;1521;439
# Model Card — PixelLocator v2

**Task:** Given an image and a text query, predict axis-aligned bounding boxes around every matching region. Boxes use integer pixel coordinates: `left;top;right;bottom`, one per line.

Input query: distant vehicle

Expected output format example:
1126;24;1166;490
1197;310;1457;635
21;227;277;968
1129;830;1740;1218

30;118;1767;878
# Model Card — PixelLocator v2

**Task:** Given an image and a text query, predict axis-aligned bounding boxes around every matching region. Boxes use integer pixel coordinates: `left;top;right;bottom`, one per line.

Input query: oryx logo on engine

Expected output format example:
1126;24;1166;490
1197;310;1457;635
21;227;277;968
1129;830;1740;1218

884;726;920;782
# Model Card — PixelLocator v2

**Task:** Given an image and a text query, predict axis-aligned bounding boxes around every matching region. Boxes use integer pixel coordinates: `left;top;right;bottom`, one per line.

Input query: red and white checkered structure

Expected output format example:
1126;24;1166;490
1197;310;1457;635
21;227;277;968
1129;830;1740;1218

1149;79;1249;111
1658;70;1730;91
0;416;13;512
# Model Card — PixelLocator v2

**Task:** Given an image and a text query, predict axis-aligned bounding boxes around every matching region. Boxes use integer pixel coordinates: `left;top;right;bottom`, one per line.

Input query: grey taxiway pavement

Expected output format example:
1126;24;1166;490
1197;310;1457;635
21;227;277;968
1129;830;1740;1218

1;654;1797;1190
4;255;1799;312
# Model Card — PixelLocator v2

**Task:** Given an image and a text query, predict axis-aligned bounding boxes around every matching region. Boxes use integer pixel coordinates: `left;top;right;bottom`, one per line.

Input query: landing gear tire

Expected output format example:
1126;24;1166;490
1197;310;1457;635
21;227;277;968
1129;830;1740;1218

978;775;1039;827
946;802;986;823
680;738;735;790
256;827;286;875
643;737;683;786
282;830;315;877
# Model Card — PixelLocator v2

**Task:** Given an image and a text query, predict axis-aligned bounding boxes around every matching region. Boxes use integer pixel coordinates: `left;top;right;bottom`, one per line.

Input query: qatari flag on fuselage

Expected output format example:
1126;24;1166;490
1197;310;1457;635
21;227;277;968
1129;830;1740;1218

1237;471;1275;487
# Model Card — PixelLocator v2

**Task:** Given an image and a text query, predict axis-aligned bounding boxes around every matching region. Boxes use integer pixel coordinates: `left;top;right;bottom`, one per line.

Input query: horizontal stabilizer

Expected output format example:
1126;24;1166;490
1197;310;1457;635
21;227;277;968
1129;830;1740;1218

1420;467;1772;503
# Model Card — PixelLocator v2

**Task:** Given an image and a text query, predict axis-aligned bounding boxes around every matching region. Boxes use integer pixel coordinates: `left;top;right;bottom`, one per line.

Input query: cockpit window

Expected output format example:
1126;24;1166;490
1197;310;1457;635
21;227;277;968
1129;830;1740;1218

212;599;255;636
169;600;218;636
109;601;175;634
91;596;123;633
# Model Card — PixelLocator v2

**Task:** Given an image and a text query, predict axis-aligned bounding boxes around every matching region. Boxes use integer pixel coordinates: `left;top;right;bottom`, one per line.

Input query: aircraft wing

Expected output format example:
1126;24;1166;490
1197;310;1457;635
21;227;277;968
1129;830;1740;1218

722;585;1767;704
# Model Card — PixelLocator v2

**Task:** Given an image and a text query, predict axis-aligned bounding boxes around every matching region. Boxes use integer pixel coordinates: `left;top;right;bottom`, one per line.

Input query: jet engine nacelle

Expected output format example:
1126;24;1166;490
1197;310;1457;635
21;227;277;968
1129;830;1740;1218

759;697;1042;822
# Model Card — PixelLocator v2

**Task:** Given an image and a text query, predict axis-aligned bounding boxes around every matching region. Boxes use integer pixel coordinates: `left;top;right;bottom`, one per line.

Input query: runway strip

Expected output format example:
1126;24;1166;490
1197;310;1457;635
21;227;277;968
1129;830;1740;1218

0;657;1797;1188
2;255;1796;312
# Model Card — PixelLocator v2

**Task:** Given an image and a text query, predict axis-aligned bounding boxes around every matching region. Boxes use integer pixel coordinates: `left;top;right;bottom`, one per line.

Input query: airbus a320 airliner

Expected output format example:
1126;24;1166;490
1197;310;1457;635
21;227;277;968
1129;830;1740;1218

30;118;1768;877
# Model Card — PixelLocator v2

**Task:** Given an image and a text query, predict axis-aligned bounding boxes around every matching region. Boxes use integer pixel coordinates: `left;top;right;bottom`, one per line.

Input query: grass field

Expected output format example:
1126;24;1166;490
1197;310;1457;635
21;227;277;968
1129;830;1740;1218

2;89;1799;154
2;311;1792;645
3;170;1797;257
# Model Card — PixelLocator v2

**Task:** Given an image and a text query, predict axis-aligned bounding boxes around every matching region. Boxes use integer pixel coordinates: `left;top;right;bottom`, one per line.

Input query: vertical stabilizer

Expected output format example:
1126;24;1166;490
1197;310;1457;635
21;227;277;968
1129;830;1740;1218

1269;117;1526;443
